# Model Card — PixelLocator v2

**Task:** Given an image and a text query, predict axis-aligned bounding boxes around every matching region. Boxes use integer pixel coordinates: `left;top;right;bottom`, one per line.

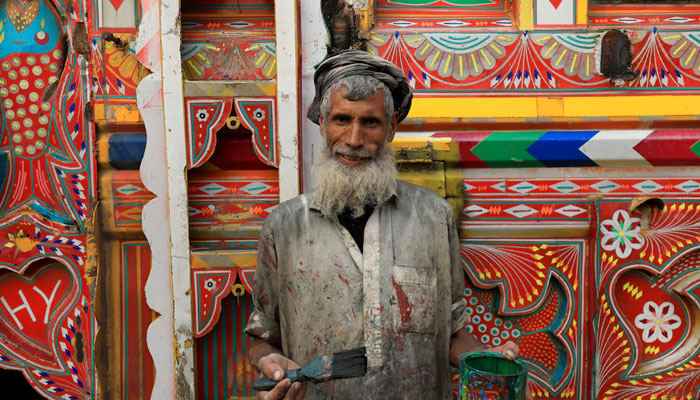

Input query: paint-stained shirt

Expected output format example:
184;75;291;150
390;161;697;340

245;180;468;399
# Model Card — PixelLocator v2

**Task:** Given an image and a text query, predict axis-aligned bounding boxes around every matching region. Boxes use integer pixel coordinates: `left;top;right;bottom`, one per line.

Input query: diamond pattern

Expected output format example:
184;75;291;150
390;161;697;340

591;180;621;193
239;181;272;195
464;205;489;218
491;182;507;192
504;204;538;218
555;205;587;218
675;180;700;194
198;183;226;195
116;184;143;195
509;182;537;194
633;180;663;194
551;180;581;194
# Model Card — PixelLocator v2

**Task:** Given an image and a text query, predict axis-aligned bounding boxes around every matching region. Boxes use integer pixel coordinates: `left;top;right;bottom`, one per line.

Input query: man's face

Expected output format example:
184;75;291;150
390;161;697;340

319;87;398;167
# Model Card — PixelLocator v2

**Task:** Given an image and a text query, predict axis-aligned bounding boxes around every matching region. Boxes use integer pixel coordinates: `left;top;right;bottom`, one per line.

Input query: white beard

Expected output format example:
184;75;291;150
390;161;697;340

312;137;397;219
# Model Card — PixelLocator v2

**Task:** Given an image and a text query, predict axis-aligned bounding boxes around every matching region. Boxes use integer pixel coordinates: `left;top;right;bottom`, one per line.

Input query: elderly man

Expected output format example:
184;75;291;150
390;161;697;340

245;50;527;400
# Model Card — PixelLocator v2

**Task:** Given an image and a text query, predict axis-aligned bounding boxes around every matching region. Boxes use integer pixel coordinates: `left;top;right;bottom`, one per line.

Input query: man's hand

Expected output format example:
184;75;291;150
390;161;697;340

487;342;533;400
488;341;519;360
255;353;307;400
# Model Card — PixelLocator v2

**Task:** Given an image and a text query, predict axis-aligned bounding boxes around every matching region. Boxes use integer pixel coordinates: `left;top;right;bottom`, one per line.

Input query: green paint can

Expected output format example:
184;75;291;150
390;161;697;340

459;351;528;400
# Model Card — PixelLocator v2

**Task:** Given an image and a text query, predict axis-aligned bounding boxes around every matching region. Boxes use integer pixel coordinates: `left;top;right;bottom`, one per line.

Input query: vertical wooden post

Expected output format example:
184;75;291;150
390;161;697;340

275;0;301;201
136;0;195;396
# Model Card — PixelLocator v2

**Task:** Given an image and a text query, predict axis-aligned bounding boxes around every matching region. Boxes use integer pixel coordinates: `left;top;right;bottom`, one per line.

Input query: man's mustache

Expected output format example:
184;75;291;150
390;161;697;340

332;144;377;159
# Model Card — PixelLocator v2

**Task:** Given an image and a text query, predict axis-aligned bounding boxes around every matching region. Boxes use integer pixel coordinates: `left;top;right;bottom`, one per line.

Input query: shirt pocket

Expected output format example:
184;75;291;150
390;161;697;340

391;264;437;334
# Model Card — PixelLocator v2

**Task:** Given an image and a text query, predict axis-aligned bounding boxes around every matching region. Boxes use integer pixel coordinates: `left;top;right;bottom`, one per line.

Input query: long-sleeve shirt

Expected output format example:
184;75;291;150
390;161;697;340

245;180;468;399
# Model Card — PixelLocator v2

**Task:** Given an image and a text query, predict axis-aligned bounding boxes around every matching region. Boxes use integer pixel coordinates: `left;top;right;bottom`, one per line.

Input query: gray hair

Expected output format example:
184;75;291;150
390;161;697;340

319;75;395;129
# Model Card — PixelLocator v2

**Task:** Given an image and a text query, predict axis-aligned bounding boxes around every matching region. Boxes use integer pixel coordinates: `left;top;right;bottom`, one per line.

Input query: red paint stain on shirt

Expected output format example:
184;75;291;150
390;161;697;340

392;277;414;326
337;273;350;289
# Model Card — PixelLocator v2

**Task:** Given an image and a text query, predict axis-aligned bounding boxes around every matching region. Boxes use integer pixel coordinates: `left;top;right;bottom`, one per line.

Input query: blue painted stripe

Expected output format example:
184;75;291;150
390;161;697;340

526;131;598;167
108;134;146;170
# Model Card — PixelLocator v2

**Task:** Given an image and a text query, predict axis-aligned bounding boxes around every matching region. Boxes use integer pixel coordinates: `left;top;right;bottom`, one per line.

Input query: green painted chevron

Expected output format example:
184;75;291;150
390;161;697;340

690;139;700;159
470;131;547;168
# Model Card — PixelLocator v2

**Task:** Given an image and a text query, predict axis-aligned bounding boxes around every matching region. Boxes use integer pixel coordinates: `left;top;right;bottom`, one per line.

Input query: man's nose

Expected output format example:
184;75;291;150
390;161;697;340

345;121;365;148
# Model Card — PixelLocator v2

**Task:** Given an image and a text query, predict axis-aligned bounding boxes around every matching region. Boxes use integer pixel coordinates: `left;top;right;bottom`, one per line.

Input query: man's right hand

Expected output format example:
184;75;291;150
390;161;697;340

255;353;307;400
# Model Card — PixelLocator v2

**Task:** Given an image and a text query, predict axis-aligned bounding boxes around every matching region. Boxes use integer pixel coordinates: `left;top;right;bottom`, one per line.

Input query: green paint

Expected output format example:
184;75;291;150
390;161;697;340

222;298;228;398
471;131;546;168
459;352;528;400
690;139;700;159
203;334;210;400
213;321;219;398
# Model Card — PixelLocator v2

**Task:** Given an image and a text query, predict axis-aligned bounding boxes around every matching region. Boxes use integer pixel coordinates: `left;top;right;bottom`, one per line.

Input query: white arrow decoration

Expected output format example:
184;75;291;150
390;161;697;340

578;130;654;168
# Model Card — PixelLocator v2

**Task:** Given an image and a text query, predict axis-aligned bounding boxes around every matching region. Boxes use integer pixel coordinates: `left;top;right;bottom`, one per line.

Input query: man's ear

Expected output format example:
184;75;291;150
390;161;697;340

318;114;325;136
386;111;399;143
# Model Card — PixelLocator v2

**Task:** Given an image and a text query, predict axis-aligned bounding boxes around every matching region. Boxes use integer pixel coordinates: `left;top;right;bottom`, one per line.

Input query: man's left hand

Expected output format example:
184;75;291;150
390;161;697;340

487;342;533;400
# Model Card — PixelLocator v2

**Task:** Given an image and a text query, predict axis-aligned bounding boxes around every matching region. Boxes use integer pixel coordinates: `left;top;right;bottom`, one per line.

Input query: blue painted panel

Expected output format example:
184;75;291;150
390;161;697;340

108;133;146;170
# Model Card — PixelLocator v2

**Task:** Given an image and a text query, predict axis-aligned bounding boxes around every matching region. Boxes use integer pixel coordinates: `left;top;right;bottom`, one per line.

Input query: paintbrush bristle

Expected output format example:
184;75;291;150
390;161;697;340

330;347;367;379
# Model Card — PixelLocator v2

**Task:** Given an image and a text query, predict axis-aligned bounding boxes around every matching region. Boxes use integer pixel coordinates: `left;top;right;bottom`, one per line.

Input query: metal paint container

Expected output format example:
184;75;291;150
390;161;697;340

459;352;528;400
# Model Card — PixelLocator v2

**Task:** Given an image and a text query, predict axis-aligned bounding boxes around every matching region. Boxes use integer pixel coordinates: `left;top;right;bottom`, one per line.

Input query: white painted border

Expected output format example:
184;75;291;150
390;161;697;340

275;0;301;201
160;0;196;395
300;0;327;193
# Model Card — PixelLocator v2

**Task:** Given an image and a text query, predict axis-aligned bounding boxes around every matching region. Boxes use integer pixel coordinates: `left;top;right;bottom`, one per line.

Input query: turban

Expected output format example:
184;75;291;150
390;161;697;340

307;50;413;125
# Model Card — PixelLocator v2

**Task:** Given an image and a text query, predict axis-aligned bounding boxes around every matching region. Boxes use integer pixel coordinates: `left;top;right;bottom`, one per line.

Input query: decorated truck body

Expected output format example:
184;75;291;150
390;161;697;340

2;0;700;398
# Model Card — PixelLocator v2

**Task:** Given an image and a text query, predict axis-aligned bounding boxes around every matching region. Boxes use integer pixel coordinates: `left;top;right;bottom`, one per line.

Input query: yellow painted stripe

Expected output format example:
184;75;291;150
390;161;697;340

555;49;567;66
371;35;386;43
443;54;452;74
470;53;479;73
489;43;502;55
685;48;696;66
480;49;491;66
266;58;277;76
407;95;700;120
586;56;590;75
497;35;512;42
663;34;681;40
420;43;430;55
256;53;267;66
430;50;441;68
570;54;578;74
407;37;423;44
188;59;201;76
544;42;558;57
205;45;220;51
536;35;552;43
673;41;687;56
246;44;260;51
459;56;464;77
368;47;377;55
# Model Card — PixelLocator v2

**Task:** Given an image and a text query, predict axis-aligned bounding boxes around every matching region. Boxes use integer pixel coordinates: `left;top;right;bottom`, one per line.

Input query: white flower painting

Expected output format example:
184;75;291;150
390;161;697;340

634;301;682;343
600;210;644;259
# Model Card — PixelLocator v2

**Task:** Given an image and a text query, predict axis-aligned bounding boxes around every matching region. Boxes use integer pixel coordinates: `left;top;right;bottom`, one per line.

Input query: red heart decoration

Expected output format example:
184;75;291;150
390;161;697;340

0;264;74;371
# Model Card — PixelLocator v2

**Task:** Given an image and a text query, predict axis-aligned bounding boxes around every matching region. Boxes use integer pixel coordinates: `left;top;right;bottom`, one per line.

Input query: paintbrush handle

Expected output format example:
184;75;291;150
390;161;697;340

253;370;305;391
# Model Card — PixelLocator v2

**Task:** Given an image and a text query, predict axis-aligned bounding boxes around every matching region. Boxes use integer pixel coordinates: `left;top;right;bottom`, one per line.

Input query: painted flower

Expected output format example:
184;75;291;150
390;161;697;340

196;109;210;122
600;210;644;258
203;278;217;292
634;301;681;343
252;108;265;122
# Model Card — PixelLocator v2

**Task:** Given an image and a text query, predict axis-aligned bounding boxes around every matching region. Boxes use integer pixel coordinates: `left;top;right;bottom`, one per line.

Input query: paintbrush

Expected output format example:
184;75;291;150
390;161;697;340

252;347;367;391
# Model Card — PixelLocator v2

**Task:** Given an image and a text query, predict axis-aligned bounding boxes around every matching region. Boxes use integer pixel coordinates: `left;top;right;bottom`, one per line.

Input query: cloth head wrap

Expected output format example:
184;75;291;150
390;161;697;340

307;49;413;125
